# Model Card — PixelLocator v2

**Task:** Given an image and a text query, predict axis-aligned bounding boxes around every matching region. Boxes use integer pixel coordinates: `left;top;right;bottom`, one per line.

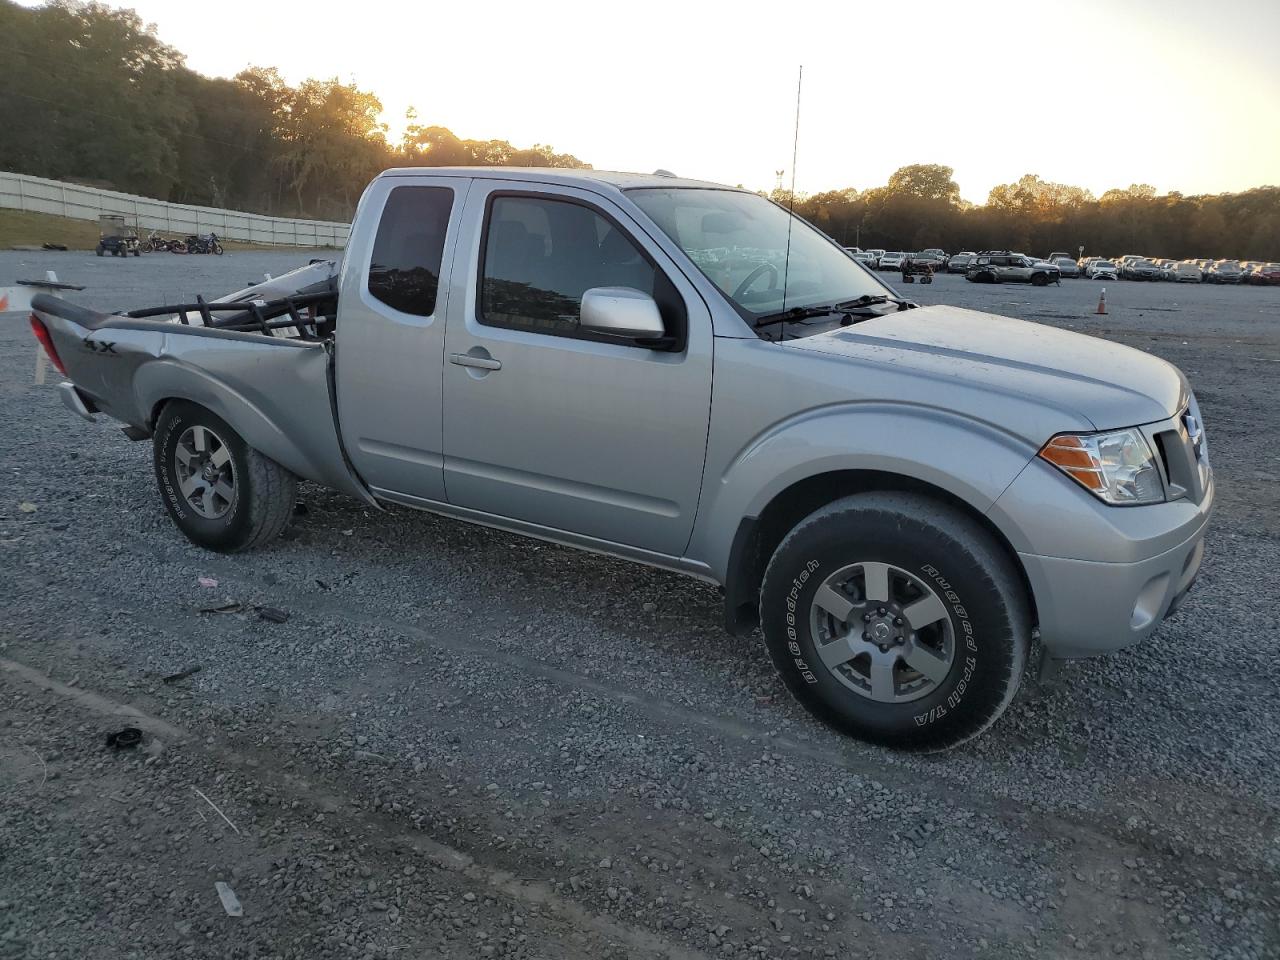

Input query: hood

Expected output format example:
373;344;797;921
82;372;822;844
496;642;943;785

781;304;1188;431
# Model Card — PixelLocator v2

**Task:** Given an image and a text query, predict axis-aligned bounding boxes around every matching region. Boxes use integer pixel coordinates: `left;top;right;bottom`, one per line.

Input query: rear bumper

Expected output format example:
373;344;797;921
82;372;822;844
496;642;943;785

58;381;97;422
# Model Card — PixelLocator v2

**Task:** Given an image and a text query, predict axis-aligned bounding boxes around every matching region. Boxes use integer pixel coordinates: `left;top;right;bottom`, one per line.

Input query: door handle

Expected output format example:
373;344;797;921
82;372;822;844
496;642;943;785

449;350;502;371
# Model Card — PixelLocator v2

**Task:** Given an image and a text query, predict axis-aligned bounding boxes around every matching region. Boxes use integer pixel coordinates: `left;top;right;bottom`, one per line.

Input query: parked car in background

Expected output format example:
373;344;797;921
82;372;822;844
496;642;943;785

1170;261;1202;283
1052;257;1081;278
1206;260;1243;283
920;248;948;262
1047;251;1073;263
947;252;976;273
878;252;908;271
1121;259;1162;281
1087;260;1119;280
966;253;1061;286
1247;263;1280;285
909;251;947;272
866;249;885;267
850;250;878;268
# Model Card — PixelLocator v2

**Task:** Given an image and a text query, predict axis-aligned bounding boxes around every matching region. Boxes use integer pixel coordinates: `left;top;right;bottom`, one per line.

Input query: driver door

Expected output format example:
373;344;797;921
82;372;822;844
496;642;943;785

440;181;714;556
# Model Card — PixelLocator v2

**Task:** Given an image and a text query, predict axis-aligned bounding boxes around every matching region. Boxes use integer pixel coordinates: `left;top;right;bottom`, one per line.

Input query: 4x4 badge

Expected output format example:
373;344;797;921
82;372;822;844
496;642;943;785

83;338;118;355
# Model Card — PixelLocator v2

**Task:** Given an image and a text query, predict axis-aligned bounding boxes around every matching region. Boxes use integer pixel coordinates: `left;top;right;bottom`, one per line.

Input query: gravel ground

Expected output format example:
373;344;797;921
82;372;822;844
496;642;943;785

2;251;1279;960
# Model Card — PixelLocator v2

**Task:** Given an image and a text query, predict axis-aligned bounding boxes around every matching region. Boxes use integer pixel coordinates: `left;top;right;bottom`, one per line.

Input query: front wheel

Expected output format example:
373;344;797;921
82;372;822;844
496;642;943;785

153;401;296;552
212;241;224;255
759;492;1030;751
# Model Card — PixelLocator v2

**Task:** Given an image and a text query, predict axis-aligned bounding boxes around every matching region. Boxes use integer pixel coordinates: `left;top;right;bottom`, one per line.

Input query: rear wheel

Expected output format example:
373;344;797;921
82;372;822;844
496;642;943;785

153;401;296;552
759;492;1030;751
1031;273;1049;286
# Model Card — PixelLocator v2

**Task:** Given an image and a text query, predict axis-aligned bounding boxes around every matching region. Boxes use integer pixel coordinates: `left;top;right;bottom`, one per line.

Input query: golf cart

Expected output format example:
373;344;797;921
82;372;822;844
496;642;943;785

96;214;140;258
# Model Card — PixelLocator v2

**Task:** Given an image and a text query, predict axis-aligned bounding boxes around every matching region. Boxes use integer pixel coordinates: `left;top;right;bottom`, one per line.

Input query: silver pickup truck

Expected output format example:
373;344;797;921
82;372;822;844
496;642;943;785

29;168;1213;750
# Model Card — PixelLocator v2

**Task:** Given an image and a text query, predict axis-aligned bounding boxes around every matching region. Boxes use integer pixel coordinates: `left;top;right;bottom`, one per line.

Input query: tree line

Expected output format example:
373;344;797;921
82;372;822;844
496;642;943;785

0;0;587;221
2;2;1276;259
779;165;1280;261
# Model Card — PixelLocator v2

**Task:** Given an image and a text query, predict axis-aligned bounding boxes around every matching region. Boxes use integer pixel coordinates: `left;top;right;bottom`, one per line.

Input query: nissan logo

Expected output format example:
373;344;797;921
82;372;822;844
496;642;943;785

1184;413;1203;456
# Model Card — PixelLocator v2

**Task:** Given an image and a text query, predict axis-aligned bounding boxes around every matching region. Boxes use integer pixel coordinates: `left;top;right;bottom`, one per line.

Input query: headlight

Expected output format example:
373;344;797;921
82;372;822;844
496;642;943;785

1038;428;1165;505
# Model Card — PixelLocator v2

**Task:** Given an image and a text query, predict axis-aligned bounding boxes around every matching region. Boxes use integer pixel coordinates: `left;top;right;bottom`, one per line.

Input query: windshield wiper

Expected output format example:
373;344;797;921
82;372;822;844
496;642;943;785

752;294;915;330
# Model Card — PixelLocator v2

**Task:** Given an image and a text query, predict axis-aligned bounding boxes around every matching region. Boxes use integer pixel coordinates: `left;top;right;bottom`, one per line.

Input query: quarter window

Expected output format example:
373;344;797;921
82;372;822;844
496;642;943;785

367;186;454;316
479;195;660;336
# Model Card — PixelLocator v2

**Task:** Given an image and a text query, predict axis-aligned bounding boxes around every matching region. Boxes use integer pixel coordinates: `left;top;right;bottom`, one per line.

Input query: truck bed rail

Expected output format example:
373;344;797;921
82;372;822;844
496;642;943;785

124;290;337;340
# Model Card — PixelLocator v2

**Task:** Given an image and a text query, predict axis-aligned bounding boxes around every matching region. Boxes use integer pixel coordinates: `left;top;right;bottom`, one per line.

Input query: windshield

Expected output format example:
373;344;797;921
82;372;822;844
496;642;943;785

628;188;890;319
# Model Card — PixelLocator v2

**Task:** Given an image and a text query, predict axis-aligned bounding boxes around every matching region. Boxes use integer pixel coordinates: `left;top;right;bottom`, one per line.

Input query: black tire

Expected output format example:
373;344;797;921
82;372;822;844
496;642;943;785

212;242;224;255
153;400;296;553
96;245;104;257
1031;273;1049;287
759;491;1030;751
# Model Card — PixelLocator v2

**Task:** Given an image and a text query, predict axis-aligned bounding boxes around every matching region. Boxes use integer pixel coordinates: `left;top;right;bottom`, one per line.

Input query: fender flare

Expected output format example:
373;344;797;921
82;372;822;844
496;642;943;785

690;403;1040;629
134;356;375;506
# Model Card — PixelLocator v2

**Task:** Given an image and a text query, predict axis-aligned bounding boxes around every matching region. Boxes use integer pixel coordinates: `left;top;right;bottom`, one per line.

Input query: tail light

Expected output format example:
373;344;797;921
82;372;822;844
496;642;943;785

29;314;68;376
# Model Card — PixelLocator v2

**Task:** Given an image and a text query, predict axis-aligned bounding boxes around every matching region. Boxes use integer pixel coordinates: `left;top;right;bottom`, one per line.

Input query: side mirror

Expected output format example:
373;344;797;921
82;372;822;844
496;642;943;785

579;287;667;342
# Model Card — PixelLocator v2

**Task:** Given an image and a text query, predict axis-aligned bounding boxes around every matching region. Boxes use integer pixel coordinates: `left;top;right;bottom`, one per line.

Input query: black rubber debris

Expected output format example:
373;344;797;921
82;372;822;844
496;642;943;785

105;727;142;749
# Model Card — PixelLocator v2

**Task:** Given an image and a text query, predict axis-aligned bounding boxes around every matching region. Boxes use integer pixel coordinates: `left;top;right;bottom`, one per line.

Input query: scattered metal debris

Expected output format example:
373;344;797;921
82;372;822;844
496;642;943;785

214;881;243;917
197;601;243;615
194;788;241;836
256;606;289;624
161;665;202;684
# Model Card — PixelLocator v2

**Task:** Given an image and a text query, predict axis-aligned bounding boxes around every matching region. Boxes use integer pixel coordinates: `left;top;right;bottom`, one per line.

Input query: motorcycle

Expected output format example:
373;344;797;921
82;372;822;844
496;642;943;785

145;231;191;253
184;232;225;255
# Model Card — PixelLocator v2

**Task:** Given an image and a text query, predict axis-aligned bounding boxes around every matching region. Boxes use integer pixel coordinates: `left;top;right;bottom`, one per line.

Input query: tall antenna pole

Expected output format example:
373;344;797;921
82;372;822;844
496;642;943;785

781;65;802;314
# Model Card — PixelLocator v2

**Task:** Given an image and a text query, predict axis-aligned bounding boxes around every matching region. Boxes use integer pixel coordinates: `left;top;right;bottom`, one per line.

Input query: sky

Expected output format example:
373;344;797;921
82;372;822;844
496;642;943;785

32;0;1280;203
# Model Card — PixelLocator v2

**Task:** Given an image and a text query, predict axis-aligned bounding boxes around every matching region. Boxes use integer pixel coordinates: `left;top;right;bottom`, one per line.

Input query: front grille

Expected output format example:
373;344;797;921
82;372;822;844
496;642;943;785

1152;402;1210;503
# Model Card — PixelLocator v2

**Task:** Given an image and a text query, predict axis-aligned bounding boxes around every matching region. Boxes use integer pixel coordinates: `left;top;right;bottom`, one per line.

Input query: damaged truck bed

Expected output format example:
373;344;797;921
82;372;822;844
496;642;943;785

31;259;375;505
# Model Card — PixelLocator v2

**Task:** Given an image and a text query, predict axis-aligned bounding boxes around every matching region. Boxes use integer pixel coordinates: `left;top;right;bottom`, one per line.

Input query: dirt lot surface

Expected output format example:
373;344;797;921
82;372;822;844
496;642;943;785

2;252;1278;960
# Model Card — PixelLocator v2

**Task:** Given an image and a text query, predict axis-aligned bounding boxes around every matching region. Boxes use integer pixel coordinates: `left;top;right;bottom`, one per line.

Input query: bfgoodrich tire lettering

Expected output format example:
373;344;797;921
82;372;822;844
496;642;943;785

153;400;297;553
759;491;1030;751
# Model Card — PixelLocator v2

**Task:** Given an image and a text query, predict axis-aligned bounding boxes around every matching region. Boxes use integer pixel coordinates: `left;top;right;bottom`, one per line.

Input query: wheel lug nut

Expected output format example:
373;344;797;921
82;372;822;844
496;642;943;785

877;607;887;616
895;635;904;644
863;612;873;622
893;616;904;627
862;631;871;641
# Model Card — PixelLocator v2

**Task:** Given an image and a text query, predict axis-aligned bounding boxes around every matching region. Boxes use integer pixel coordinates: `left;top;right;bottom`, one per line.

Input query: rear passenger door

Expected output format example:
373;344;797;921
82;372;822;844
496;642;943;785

439;181;713;557
335;176;469;501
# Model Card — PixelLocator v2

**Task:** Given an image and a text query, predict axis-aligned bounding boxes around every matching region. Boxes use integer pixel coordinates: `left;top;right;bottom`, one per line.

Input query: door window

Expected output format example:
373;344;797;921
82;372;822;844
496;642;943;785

478;195;665;339
367;186;454;316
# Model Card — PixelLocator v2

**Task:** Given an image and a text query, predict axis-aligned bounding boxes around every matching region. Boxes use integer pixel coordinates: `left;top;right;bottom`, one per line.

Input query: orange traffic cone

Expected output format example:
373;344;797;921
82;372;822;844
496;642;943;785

1095;287;1107;315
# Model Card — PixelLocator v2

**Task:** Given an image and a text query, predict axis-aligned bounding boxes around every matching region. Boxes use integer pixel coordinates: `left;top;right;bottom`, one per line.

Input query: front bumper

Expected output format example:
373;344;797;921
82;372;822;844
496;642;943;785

990;445;1214;660
1019;516;1206;659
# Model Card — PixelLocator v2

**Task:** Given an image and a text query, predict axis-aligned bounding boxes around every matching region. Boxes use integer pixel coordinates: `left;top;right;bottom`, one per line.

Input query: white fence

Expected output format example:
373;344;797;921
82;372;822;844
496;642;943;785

0;171;349;248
